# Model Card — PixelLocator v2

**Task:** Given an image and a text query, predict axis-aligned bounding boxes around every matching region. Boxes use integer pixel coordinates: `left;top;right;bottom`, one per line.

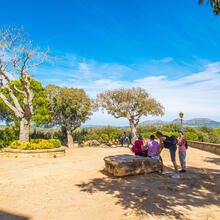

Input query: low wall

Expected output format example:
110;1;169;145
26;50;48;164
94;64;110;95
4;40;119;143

188;140;220;155
0;147;66;158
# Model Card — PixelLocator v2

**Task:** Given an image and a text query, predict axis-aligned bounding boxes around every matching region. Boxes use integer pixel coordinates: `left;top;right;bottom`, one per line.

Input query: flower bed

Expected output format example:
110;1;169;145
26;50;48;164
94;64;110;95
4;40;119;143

0;139;65;158
10;139;61;150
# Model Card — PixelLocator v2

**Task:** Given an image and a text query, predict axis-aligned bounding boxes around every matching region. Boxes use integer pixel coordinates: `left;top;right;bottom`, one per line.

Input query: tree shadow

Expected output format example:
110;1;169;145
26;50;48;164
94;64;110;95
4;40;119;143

0;210;30;220
204;157;220;165
76;167;220;219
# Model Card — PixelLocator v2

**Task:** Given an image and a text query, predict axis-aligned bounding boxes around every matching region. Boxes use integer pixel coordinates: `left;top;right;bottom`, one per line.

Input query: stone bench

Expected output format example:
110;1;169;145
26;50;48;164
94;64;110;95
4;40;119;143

104;154;161;177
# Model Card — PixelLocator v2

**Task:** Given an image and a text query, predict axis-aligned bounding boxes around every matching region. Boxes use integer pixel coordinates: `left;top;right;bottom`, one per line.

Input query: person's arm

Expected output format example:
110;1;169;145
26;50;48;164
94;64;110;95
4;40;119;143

155;137;165;156
178;137;184;146
141;143;148;151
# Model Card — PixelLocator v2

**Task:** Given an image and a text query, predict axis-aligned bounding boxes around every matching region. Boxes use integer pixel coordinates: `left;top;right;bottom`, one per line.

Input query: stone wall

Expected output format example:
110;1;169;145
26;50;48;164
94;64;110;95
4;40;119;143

188;140;220;155
0;147;66;158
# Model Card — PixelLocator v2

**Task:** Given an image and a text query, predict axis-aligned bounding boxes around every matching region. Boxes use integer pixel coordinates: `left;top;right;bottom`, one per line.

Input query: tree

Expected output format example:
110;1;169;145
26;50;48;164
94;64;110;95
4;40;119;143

0;26;48;142
47;85;92;147
0;79;51;128
199;0;220;15
96;87;164;141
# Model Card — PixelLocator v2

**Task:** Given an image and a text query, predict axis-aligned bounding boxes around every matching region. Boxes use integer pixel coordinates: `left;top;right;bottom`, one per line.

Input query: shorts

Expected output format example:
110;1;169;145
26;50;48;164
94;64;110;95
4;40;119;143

169;146;177;162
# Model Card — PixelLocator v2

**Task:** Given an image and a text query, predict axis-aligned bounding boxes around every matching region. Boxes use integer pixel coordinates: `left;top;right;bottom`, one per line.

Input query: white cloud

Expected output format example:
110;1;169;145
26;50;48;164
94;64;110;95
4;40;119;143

34;56;220;125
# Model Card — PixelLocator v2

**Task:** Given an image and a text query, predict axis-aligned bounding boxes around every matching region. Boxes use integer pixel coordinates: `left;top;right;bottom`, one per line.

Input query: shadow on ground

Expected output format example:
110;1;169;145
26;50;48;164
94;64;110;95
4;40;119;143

76;167;220;219
0;210;30;220
205;157;220;165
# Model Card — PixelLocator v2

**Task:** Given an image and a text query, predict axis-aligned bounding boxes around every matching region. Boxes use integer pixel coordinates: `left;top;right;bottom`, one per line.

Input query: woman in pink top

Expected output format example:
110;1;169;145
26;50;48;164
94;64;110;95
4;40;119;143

178;129;187;173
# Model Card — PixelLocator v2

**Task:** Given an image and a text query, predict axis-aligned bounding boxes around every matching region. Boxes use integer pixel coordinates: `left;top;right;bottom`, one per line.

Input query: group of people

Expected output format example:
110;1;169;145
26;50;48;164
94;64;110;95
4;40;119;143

132;129;187;179
119;132;133;146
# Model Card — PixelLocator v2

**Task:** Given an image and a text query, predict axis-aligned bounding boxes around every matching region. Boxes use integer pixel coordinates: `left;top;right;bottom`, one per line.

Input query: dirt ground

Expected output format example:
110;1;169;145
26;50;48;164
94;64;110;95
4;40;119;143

0;146;219;220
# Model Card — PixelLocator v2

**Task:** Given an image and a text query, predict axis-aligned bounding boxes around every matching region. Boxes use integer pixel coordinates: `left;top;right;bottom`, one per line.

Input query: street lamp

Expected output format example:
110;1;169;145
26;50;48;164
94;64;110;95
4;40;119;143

179;112;184;128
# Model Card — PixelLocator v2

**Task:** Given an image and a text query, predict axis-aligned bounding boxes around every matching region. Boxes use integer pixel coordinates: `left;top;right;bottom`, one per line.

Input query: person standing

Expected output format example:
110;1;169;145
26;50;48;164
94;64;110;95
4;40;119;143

129;132;133;145
178;129;187;173
156;131;180;178
122;132;127;146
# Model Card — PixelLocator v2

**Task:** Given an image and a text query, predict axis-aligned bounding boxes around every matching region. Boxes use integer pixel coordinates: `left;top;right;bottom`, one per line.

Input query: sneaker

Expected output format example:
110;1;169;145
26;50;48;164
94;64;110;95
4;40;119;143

179;170;186;173
152;156;160;160
161;171;166;175
171;174;180;179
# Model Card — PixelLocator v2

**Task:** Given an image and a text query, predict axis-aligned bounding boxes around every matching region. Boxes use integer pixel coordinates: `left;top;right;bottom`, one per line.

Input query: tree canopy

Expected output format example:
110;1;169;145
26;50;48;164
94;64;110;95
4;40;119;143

96;87;164;140
0;79;51;127
199;0;220;15
47;85;93;147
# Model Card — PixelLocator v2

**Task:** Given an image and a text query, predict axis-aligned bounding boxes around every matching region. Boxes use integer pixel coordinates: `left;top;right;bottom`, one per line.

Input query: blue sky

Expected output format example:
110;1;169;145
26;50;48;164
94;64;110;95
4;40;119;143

1;0;220;125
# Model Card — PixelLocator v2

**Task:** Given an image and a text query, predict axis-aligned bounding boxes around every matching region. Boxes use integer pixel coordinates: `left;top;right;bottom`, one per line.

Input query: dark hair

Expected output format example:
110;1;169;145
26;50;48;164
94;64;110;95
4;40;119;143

150;135;155;140
156;131;163;136
139;135;143;140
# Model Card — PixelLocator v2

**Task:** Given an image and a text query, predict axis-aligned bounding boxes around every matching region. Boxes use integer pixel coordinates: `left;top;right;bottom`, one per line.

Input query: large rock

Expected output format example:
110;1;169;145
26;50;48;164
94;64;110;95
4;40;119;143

104;154;161;177
84;140;100;146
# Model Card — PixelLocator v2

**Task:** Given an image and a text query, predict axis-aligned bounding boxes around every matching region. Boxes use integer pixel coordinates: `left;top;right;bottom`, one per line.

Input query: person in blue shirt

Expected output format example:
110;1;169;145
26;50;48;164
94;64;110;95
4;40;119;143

129;132;132;145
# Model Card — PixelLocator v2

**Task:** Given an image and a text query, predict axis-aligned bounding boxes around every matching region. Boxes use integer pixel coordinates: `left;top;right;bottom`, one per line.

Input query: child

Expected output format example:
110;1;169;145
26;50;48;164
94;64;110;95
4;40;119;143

178;129;187;173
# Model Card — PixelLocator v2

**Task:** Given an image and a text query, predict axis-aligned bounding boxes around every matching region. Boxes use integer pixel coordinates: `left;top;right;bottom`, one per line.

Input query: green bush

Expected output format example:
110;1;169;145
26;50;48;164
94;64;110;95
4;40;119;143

0;126;18;148
99;133;109;141
216;128;220;135
184;132;199;141
10;139;61;150
141;132;155;139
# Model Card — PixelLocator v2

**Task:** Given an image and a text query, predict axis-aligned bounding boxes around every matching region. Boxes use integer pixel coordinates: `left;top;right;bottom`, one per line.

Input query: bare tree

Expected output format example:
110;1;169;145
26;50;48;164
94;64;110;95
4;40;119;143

0;26;48;142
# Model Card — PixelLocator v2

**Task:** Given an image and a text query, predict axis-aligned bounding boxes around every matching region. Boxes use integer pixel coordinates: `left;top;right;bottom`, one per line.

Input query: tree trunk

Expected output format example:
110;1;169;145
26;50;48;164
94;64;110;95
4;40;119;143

19;118;30;143
129;120;137;142
66;127;74;148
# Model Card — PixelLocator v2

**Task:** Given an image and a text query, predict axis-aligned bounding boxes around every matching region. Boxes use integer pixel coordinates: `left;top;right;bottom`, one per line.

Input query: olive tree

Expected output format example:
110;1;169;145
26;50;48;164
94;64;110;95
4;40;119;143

0;27;48;142
0;79;51;127
199;0;220;15
96;87;164;141
47;85;92;147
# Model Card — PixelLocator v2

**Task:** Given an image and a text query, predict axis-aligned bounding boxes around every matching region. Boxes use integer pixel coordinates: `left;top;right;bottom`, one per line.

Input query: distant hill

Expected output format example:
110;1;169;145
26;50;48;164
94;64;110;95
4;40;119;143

140;118;220;127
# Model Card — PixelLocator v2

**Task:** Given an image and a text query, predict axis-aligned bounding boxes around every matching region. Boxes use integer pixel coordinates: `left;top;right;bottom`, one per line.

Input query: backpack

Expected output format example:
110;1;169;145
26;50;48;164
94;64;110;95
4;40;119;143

163;135;177;149
170;135;178;145
185;140;188;149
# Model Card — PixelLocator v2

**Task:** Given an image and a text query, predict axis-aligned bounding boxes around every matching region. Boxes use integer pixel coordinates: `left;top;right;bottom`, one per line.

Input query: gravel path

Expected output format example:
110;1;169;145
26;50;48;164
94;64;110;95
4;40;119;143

0;146;219;220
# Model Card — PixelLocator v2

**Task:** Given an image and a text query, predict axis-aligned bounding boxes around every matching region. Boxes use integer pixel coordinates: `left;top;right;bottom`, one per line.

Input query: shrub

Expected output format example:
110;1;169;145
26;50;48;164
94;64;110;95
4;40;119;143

141;132;155;139
99;133;109;141
0;126;18;148
10;139;61;150
109;131;119;140
184;132;199;141
216;128;220;135
195;130;210;143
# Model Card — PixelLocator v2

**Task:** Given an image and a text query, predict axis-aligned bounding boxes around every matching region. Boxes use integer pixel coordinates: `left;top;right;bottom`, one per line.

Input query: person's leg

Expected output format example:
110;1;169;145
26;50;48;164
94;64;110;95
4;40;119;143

170;148;179;175
159;156;165;174
183;151;186;170
179;151;186;171
135;152;145;157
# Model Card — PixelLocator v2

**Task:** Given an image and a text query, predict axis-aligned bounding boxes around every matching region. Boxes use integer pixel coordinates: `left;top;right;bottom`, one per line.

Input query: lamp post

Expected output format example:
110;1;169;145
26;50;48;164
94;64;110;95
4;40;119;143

179;112;184;128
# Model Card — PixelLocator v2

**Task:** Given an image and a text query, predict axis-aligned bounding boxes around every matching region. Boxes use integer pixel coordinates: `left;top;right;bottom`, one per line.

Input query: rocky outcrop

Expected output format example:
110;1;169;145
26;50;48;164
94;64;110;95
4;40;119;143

84;140;100;146
104;154;161;177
